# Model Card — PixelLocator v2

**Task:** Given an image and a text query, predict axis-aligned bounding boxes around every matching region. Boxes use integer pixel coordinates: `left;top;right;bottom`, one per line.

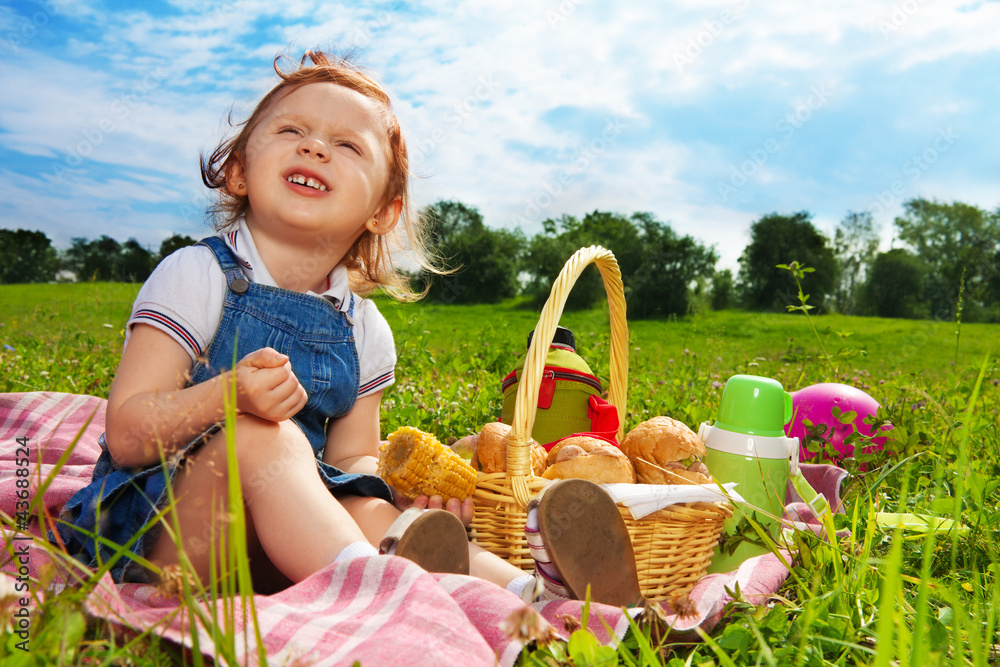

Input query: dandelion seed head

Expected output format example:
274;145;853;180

500;607;558;647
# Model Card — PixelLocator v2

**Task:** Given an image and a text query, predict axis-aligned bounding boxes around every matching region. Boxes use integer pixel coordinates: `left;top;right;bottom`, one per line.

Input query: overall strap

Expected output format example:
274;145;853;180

197;236;250;295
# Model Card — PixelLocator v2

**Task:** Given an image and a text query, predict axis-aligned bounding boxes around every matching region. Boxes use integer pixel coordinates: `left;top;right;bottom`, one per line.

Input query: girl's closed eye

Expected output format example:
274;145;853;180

338;140;362;155
279;126;302;136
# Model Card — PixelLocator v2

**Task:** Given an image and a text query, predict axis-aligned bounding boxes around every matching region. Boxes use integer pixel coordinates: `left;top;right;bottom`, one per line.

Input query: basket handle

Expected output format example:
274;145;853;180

506;245;629;505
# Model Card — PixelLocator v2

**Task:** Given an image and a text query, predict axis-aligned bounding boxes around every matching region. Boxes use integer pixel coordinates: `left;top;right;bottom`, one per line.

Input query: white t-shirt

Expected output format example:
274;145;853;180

125;220;396;398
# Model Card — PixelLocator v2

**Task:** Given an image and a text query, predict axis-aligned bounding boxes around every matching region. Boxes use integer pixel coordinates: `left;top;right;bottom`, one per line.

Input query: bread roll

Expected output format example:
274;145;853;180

620;416;712;485
652;461;713;485
541;435;636;484
472;421;547;476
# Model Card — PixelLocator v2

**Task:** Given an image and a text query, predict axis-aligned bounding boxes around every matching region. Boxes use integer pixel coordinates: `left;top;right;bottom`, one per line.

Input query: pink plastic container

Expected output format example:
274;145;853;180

785;383;891;462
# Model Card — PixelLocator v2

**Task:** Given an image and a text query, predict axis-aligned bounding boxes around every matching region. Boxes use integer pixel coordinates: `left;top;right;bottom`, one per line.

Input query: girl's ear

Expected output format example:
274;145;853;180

366;198;402;236
225;158;248;195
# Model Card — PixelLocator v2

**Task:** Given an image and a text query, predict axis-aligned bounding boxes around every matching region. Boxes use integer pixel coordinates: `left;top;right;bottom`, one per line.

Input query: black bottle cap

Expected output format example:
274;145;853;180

526;326;575;351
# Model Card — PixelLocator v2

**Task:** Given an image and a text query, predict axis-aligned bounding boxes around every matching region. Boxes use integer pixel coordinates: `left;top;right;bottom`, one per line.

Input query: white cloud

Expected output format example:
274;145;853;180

0;168;203;249
1;0;997;264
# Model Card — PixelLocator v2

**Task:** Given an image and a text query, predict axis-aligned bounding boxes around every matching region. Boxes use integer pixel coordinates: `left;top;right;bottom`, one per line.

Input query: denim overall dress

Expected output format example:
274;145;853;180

55;236;394;583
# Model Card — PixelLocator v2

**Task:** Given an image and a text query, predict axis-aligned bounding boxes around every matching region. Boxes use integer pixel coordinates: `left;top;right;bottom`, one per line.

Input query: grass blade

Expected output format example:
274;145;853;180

873;528;905;667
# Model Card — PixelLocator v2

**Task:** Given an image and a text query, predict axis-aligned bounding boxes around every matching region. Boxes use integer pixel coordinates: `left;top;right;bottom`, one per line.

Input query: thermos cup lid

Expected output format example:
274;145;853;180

714;374;793;437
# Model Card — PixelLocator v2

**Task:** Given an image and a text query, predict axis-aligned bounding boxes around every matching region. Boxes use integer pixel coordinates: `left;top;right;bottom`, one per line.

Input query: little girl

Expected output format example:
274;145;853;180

56;51;641;607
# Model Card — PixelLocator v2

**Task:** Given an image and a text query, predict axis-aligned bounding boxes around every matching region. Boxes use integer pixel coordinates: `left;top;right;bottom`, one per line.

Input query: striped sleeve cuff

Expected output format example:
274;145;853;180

358;369;394;398
131;309;203;360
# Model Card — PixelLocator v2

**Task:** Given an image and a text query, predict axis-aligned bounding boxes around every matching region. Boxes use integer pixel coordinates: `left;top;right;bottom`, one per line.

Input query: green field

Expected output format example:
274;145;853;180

0;282;141;397
376;295;999;438
2;282;999;665
4;281;995;431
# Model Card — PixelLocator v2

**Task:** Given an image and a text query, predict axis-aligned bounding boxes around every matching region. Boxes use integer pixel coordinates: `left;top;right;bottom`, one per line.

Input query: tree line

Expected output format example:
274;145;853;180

416;197;1000;323
2;196;998;322
0;232;196;284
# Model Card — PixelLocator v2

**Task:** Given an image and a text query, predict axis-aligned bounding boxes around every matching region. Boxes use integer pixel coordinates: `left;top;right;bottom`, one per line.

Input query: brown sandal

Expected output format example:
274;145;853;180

537;478;643;608
380;508;470;575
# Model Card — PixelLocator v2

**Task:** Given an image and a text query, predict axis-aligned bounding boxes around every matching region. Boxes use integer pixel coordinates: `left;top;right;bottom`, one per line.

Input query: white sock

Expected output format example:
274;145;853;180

525;505;572;601
335;541;379;562
506;574;535;598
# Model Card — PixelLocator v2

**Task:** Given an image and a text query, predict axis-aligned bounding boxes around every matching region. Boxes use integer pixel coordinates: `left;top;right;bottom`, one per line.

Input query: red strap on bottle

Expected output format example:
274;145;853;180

537;370;556;410
588;395;620;443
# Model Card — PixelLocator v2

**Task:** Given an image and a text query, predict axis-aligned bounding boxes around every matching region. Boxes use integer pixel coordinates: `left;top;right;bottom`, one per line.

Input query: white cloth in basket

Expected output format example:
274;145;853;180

602;483;744;520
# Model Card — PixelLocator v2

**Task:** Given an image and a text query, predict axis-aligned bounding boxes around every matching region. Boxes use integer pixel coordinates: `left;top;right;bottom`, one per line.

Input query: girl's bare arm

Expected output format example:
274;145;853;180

323;391;383;475
106;324;307;467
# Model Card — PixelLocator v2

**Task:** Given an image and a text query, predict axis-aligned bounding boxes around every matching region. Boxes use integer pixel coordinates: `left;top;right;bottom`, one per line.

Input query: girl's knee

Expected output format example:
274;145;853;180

224;416;313;494
228;415;309;463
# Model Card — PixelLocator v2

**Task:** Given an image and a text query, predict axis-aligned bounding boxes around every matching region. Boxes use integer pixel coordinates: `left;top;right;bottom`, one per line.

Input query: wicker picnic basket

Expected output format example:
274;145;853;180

469;246;732;600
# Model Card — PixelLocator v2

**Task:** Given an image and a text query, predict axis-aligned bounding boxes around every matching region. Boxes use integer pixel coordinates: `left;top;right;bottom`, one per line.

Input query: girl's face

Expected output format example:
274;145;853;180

230;82;399;249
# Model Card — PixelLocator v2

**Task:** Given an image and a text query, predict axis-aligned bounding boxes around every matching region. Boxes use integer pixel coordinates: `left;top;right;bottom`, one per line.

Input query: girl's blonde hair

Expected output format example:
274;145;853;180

201;50;435;300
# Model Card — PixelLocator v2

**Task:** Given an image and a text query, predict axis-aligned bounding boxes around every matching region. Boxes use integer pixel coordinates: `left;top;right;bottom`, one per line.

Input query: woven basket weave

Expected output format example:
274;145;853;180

469;246;732;600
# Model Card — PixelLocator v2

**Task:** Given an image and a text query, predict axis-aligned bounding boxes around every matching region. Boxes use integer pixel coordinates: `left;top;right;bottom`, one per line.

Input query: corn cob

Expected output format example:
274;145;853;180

378;427;478;501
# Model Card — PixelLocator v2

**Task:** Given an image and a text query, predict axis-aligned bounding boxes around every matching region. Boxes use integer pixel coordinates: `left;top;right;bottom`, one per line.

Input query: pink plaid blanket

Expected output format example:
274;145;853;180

1;392;839;664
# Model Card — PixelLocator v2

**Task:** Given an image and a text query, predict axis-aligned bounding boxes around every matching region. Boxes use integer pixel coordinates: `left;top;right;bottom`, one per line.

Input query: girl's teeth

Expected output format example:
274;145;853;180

286;175;326;191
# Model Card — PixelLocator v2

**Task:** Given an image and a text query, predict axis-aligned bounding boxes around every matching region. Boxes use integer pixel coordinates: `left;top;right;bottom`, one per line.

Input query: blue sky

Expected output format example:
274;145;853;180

1;0;998;271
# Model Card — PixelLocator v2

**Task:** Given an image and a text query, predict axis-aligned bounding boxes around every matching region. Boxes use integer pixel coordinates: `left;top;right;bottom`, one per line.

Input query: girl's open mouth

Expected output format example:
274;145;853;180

286;173;328;191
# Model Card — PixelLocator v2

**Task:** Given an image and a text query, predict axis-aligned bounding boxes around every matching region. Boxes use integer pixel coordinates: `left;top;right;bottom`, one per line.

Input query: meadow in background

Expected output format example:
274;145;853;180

1;280;998;665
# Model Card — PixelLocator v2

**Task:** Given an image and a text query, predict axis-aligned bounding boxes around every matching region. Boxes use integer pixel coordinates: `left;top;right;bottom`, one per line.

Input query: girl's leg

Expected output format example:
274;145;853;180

469;542;527;587
339;495;527;588
148;415;368;585
243;513;294;594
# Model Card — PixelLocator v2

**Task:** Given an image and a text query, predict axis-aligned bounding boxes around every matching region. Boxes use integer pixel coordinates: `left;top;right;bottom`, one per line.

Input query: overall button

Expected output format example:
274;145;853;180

230;277;249;294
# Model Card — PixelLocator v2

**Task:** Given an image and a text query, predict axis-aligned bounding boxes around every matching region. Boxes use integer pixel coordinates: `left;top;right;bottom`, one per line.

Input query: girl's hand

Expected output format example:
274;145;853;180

407;494;475;528
234;347;308;422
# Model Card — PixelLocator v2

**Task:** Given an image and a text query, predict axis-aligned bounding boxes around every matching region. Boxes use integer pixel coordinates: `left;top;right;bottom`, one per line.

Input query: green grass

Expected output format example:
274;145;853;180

2;282;999;665
0;282;140;396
